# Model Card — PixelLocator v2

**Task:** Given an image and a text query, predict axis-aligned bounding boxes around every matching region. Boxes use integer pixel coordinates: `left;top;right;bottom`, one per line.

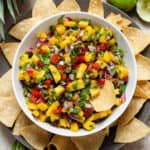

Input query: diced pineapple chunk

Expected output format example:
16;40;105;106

33;70;45;79
37;103;48;111
39;114;47;122
56;24;66;35
46;101;60;116
49;37;58;45
102;51;113;63
96;60;107;69
76;63;87;79
59;119;68;128
49;64;61;83
31;54;39;63
108;38;116;47
85;52;96;62
79;21;89;28
64;52;71;63
71;122;79;132
67;80;85;92
99;35;106;43
64;21;77;27
46;101;60;122
90;88;100;98
83;120;95;131
41;45;50;53
116;65;128;79
28;103;38;110
20;53;30;66
32;110;40;117
115;98;122;106
37;32;48;39
54;85;65;96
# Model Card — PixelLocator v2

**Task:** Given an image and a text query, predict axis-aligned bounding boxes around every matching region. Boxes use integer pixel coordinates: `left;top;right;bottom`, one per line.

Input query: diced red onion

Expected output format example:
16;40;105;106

69;113;78;120
53;45;59;54
79;31;84;37
120;93;126;102
59;60;64;65
85;103;93;108
39;38;46;42
69;74;74;80
36;43;41;47
88;45;96;51
37;84;43;88
29;47;33;51
60;81;66;85
65;46;71;52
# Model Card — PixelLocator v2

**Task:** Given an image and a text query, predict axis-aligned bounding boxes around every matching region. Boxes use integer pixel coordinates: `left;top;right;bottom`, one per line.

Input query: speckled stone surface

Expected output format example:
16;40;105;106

0;0;150;150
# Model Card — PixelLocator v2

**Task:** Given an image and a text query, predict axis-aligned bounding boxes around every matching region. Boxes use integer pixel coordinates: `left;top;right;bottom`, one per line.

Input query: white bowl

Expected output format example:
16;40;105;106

12;12;137;137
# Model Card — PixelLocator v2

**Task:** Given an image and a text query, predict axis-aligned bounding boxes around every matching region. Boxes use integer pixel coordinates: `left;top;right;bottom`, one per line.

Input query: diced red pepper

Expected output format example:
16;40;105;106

37;60;44;67
38;49;45;54
78;55;85;62
97;79;105;87
27;69;34;76
99;43;107;50
87;64;93;73
72;56;78;64
123;76;128;82
44;79;51;86
30;96;38;103
92;62;99;70
84;108;93;118
31;89;41;98
65;17;72;21
51;54;60;64
57;65;65;71
61;73;67;81
53;106;62;114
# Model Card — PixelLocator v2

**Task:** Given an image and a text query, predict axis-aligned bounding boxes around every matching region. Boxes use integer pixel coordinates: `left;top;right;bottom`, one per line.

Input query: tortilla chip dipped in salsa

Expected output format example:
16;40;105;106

18;16;128;132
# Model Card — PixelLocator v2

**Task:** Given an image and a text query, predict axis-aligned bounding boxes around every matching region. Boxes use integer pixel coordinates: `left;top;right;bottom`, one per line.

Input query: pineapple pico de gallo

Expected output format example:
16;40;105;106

18;16;128;132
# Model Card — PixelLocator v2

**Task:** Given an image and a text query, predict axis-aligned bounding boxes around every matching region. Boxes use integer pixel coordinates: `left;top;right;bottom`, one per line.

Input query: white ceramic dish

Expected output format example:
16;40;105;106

12;11;137;137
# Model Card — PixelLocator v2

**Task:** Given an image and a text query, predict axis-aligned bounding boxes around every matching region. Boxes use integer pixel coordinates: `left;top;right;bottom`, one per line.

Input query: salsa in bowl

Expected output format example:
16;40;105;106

12;12;137;137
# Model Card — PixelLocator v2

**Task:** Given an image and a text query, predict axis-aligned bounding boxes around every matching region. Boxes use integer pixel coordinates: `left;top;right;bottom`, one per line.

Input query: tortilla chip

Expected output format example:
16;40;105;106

57;0;80;13
134;81;150;99
20;124;51;150
114;118;150;143
0;42;19;65
106;12;131;30
122;27;150;55
71;129;108;150
118;97;146;126
32;0;57;18
9;17;42;40
136;54;150;80
0;96;21;127
88;0;104;17
48;135;77;150
90;80;116;112
0;69;14;97
13;112;32;135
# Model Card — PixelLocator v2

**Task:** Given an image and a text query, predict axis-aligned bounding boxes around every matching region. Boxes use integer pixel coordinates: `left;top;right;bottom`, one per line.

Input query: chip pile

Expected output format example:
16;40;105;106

0;0;150;150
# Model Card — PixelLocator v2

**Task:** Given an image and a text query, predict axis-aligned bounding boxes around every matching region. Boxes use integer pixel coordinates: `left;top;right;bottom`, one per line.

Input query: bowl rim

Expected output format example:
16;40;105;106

12;11;137;137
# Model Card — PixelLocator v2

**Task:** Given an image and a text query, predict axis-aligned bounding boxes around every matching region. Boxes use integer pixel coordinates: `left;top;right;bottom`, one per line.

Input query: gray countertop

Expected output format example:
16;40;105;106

0;0;150;150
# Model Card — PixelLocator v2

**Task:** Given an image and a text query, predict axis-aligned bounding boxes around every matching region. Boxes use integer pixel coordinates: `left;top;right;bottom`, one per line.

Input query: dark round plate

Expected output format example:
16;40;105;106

0;0;150;150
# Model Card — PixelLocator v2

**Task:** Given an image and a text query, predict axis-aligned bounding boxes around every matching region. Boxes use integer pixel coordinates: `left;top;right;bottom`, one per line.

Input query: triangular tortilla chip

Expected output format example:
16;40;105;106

106;12;131;30
0;69;14;97
122;27;150;55
20;124;51;150
134;81;150;99
0;42;19;65
57;0;80;13
90;80;116;112
32;0;57;18
71;129;108;150
114;118;150;143
13;112;32;135
48;135;78;150
136;54;150;80
9;17;42;40
88;0;104;17
118;97;146;126
0;96;21;127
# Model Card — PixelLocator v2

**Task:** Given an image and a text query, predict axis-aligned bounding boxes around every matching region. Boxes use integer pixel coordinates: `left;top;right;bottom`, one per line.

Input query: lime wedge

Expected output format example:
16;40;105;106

137;0;150;22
